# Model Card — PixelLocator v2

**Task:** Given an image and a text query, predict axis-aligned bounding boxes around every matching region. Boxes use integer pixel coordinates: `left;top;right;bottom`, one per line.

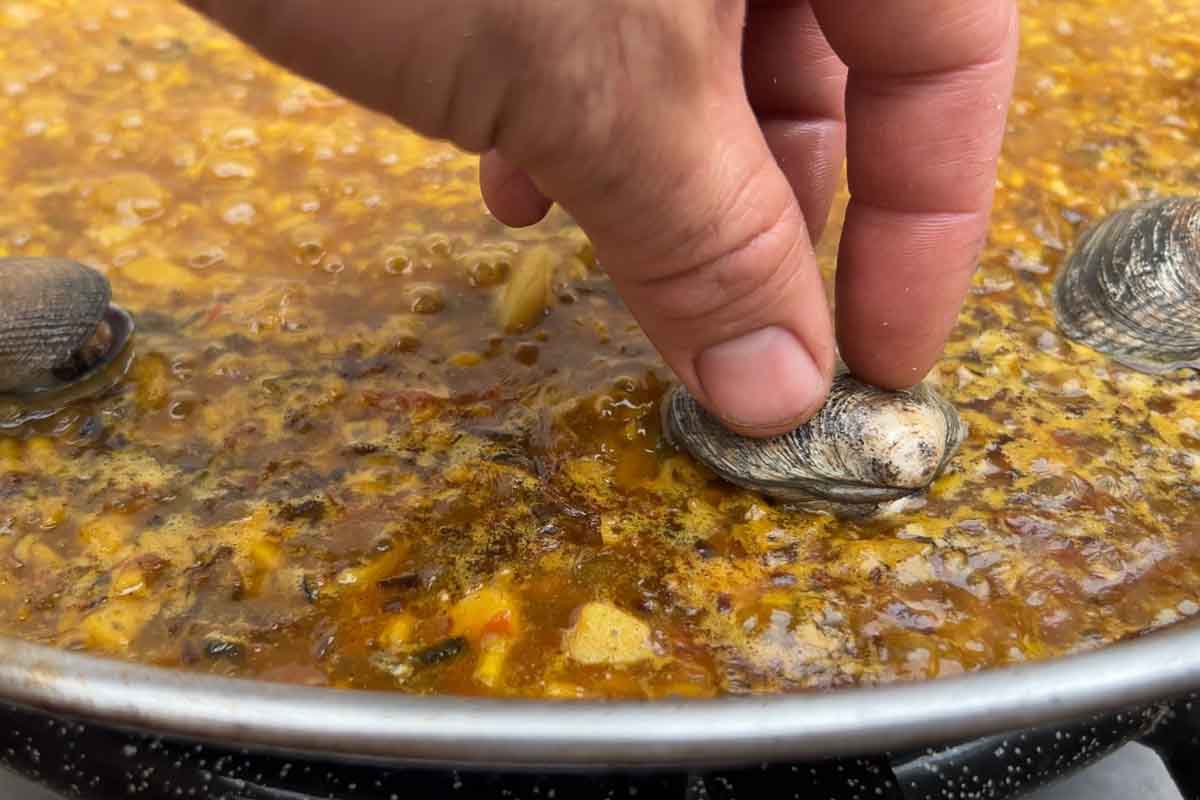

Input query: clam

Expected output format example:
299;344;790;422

661;372;966;516
1053;196;1200;373
0;257;134;397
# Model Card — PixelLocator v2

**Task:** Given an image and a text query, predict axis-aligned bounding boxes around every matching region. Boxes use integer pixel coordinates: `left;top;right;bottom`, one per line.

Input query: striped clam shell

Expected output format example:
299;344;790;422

0;257;132;395
1053;197;1200;373
660;371;966;516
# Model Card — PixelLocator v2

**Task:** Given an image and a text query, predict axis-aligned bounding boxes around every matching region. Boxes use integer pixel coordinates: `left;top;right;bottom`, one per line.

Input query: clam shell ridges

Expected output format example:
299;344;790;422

661;374;966;512
1053;197;1200;373
0;258;111;393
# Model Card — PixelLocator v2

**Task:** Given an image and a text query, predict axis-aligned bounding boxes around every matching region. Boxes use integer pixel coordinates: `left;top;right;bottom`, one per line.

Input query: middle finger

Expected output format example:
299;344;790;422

743;0;849;246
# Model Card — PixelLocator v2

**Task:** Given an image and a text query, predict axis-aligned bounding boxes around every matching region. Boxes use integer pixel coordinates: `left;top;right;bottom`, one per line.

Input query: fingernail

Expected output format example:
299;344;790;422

694;326;826;435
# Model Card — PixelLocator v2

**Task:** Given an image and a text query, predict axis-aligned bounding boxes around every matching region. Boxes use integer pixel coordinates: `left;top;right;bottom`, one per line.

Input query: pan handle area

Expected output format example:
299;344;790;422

892;701;1168;799
1139;692;1200;799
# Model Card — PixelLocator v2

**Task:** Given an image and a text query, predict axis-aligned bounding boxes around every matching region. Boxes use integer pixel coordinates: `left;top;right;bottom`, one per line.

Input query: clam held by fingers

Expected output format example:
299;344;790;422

1053;196;1200;373
661;371;966;516
0;257;134;396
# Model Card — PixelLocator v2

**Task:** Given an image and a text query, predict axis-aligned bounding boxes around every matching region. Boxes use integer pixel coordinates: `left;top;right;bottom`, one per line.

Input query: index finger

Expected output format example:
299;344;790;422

810;0;1019;388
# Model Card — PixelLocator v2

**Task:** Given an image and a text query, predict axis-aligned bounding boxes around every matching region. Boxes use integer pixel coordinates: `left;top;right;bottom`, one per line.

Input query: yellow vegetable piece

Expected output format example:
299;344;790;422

380;614;417;651
599;515;623;546
79;597;155;653
543;681;587;699
448;351;482;368
336;546;405;588
92;172;166;215
8;536;29;566
473;637;512;688
12;535;61;569
0;438;20;470
564;602;655;666
249;539;283;573
24;437;57;472
36;499;66;530
495;245;553;333
111;566;146;598
78;515;132;559
131;354;171;411
88;224;136;248
118;256;203;291
450;586;521;644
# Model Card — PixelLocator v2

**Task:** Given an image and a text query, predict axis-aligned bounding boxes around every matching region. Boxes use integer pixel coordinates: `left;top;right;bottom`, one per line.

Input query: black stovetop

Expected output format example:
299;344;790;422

3;693;1199;800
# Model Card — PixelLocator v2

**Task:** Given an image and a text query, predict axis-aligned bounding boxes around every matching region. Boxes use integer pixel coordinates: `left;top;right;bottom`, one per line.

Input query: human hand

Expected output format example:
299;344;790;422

183;0;1018;437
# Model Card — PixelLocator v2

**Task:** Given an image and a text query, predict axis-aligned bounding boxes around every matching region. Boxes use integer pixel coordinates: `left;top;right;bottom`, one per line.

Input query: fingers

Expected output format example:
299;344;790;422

181;0;508;151
613;153;837;437
743;1;848;245
758;120;845;248
186;0;839;434
810;0;1019;387
543;93;837;436
479;151;553;228
185;1;554;231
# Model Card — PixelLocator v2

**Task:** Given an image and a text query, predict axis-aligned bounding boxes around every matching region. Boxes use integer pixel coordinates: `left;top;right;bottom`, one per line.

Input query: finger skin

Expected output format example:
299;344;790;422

596;107;837;435
810;0;1019;388
182;0;840;435
479;150;553;228
744;1;847;245
760;119;843;249
181;0;508;152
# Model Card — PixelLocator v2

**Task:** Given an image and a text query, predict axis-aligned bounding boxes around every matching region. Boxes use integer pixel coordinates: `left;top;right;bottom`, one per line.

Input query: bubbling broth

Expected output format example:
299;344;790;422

1;0;1200;699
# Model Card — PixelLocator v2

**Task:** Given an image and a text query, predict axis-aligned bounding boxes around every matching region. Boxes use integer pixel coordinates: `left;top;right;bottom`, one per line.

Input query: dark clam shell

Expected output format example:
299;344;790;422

0;257;133;395
661;372;966;516
1053;196;1200;373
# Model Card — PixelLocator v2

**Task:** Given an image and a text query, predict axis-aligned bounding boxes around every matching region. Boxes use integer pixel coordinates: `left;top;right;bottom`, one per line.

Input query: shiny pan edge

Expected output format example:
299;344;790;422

1;620;1199;769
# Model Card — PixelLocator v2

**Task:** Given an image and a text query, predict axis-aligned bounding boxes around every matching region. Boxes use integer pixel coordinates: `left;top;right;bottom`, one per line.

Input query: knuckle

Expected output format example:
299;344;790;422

501;50;629;171
493;2;688;173
633;202;806;327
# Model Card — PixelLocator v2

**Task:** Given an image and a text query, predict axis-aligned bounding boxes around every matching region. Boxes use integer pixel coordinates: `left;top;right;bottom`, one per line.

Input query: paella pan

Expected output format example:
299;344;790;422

2;0;1200;767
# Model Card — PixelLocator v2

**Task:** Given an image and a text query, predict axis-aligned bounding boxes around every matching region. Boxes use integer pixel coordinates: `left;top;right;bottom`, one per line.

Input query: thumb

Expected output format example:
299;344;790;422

510;86;837;437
